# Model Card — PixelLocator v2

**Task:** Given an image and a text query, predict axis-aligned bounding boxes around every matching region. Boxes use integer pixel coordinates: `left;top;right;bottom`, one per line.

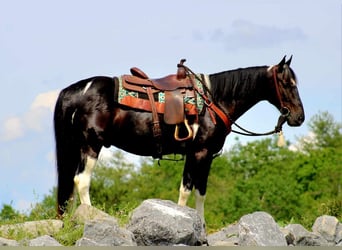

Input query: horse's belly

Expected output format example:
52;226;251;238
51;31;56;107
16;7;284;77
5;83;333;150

109;109;183;156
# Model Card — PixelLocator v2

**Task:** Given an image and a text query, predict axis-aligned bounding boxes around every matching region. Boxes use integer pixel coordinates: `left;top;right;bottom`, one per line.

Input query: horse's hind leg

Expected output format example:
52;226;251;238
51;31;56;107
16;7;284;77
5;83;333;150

73;155;97;205
178;180;192;206
178;149;212;225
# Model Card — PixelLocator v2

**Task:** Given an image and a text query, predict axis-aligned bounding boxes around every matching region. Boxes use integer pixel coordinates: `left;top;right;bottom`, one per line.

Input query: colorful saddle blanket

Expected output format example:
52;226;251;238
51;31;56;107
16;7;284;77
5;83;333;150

117;75;205;117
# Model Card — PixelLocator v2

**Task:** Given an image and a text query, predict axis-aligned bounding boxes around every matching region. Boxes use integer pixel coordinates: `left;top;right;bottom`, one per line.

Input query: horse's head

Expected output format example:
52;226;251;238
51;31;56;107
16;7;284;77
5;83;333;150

268;56;305;127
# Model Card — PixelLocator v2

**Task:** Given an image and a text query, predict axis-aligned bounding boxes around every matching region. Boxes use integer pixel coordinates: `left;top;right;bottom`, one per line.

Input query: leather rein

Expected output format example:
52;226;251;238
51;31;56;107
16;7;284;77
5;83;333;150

179;63;290;137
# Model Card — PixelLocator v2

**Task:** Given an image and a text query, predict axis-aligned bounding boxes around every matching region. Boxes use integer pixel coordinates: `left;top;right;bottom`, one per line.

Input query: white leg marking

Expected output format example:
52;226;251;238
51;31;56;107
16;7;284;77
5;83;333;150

74;156;97;205
82;80;93;95
195;189;206;224
178;180;191;206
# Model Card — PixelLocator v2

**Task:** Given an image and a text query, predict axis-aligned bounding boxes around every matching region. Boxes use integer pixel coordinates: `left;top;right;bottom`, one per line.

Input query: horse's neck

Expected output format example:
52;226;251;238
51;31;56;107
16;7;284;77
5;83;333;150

209;67;269;121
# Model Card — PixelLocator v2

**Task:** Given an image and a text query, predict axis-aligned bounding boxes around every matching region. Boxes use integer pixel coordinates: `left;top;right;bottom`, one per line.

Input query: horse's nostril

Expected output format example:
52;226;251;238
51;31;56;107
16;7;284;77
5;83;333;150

298;115;305;124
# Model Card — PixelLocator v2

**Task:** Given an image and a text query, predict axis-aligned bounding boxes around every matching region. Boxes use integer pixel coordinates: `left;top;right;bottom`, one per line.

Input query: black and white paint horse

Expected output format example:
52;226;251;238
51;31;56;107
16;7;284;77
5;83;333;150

54;56;304;222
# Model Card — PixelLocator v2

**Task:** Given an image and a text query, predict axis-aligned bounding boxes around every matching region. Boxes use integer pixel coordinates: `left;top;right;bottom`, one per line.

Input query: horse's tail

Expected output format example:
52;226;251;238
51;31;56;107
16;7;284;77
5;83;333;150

54;88;82;216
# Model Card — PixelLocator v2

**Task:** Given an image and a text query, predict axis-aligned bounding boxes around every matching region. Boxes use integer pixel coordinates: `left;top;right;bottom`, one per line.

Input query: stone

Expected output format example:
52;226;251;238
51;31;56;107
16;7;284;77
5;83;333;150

207;223;239;246
0;236;19;246
285;224;329;246
238;211;287;246
127;199;206;246
0;219;63;239
28;235;62;246
76;219;136;246
72;204;118;224
335;223;342;244
312;215;339;242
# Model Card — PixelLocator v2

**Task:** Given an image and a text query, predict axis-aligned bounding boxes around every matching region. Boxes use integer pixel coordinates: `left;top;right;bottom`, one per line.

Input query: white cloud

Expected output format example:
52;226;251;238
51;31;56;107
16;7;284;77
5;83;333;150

2;116;24;141
1;90;60;141
194;19;307;51
30;90;60;112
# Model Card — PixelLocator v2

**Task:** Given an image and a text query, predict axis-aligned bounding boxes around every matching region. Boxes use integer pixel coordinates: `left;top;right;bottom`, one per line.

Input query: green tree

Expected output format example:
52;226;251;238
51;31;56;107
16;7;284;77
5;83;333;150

29;188;57;220
0;203;20;222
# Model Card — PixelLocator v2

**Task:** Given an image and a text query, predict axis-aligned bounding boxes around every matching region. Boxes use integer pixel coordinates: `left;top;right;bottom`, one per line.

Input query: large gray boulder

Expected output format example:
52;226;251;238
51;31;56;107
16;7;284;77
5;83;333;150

127;199;206;246
312;215;339;243
76;219;136;246
285;223;329;246
238;211;287;246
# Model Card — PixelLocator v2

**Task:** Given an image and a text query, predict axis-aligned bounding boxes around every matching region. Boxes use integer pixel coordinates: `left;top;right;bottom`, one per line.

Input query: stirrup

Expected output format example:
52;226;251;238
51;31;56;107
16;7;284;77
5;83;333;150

174;119;193;141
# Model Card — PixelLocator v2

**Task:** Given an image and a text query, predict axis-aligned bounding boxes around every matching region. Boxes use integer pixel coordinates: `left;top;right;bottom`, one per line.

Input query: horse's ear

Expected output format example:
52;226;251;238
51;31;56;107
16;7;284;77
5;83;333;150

285;55;293;66
278;56;286;72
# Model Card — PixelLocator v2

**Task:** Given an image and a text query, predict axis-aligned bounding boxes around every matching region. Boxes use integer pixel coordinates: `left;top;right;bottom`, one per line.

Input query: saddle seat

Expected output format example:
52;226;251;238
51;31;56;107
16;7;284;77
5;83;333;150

126;67;193;91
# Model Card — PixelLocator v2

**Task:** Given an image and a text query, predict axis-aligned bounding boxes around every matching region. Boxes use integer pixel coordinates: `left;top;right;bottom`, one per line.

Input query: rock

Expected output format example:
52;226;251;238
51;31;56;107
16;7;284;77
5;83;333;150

76;219;136;246
72;204;118;224
0;219;63;239
335;223;342;244
312;215;339;242
0;237;19;246
238;211;287;246
285;224;329;246
207;223;239;246
127;199;206;246
280;227;295;245
28;235;62;246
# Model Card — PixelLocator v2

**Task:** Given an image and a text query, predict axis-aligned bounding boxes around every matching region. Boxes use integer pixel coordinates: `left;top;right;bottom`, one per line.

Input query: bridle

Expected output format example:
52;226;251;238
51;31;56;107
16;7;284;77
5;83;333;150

230;66;290;137
179;62;290;137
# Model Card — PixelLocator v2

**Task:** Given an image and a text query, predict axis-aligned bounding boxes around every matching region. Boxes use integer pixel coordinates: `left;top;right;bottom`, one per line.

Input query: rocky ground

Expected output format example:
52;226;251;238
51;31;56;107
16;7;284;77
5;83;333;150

0;198;341;246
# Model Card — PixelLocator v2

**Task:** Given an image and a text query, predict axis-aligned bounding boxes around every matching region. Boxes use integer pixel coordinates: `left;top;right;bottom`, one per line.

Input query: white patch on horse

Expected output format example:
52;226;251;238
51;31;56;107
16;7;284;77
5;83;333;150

195;189;206;223
73;156;97;205
178;180;191;206
82;80;93;95
203;74;211;91
71;109;77;125
147;200;191;219
192;123;199;140
267;65;274;72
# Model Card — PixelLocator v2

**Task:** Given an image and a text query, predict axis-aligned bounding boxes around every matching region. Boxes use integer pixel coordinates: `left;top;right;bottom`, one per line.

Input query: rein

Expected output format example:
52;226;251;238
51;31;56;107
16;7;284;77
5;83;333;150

178;61;289;138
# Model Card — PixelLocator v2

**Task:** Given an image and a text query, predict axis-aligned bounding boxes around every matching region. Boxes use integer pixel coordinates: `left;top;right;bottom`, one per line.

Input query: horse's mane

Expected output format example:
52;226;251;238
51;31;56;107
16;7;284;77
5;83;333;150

208;66;268;102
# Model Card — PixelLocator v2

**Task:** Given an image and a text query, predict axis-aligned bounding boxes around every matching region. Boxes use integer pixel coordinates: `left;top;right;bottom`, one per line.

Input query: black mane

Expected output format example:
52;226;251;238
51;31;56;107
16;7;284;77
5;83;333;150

209;66;268;103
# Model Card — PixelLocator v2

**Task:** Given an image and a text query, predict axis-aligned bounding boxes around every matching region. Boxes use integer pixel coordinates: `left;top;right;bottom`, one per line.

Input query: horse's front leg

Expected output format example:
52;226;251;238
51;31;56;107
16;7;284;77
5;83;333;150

178;149;213;225
73;155;98;205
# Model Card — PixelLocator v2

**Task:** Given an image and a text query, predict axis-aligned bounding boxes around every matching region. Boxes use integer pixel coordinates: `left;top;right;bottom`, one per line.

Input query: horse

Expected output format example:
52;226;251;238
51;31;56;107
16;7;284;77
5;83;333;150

54;56;305;224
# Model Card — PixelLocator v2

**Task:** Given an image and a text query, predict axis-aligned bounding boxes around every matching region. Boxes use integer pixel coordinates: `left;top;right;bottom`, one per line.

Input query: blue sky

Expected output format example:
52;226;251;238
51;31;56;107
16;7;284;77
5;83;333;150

0;0;341;212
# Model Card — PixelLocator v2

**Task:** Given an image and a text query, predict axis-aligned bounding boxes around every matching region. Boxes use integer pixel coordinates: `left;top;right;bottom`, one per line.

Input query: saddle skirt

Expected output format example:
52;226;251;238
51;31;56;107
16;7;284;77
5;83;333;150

116;74;205;123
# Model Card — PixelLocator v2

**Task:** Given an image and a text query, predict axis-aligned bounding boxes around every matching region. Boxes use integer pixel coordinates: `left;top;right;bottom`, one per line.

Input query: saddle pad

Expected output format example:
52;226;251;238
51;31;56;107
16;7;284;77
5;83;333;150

117;75;205;115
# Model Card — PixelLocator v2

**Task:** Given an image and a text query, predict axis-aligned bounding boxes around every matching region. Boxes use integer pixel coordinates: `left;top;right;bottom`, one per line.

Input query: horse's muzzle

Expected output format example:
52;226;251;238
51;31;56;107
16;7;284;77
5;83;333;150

287;112;305;127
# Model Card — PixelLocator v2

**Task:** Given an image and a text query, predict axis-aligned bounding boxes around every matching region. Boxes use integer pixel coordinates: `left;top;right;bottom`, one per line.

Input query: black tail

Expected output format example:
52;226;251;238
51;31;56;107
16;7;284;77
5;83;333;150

54;88;83;216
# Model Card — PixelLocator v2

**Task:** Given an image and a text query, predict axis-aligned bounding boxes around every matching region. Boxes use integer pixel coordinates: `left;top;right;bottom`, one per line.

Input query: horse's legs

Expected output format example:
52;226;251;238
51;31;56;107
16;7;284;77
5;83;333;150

178;181;192;206
178;149;212;224
73;155;97;205
194;189;206;223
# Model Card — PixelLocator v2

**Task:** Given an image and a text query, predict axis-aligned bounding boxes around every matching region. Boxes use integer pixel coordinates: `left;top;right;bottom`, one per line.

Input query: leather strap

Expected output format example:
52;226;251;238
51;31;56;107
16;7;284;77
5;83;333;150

190;74;231;134
146;87;162;155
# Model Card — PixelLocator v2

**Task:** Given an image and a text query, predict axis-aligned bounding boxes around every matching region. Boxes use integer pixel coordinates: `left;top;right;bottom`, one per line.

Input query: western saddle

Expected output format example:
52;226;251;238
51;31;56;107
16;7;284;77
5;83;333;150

121;59;199;154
